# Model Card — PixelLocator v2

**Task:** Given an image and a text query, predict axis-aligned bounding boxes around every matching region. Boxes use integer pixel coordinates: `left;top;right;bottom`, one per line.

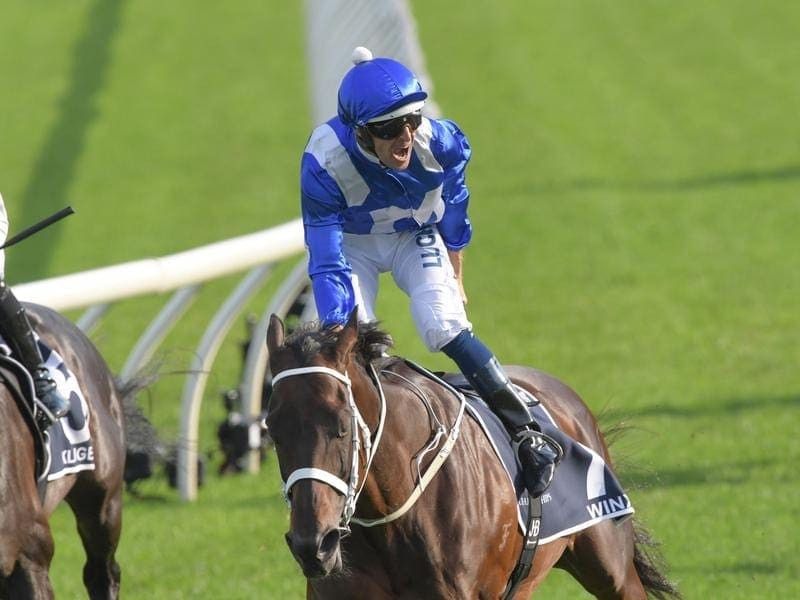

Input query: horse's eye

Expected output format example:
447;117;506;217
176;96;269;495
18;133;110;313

336;421;348;438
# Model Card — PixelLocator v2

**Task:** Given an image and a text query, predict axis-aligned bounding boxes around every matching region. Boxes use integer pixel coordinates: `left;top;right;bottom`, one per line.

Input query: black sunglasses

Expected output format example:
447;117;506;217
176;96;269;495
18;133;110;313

365;112;423;140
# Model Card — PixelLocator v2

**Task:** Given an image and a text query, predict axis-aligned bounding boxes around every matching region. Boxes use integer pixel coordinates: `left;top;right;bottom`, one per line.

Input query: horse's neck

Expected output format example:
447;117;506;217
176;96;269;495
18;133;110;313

352;361;447;518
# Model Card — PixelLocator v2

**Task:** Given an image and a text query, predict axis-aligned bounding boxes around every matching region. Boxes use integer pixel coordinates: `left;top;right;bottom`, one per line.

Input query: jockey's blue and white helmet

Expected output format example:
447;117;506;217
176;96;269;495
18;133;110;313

337;47;427;127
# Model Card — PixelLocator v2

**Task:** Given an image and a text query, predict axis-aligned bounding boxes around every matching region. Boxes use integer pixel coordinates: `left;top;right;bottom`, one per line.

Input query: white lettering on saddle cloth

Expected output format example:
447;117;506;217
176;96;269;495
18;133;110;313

586;494;632;519
61;446;95;465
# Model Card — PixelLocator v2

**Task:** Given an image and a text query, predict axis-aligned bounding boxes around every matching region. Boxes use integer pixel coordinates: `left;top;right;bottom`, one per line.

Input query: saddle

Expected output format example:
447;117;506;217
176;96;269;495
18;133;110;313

0;353;49;499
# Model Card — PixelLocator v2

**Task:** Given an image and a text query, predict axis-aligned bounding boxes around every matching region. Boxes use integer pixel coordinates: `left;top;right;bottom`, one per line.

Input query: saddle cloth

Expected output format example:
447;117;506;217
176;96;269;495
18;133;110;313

0;336;95;482
462;386;635;544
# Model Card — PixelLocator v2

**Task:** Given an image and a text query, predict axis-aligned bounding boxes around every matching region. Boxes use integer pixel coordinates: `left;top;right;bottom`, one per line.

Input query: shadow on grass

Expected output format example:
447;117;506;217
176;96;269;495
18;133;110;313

521;164;800;195
675;561;781;576
603;394;800;421
598;395;798;490
618;457;774;489
13;0;126;281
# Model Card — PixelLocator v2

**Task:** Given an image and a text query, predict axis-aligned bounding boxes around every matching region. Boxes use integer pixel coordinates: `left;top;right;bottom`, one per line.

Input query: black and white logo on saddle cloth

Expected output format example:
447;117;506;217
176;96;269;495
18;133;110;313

0;335;95;481
449;379;635;543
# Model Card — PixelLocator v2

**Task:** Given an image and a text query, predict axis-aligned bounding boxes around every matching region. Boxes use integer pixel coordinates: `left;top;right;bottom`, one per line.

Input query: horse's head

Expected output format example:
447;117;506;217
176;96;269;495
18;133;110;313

265;311;361;579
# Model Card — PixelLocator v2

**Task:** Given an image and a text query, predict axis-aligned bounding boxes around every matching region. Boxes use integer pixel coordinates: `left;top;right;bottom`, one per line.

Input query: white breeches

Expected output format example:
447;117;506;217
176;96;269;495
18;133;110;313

343;225;471;352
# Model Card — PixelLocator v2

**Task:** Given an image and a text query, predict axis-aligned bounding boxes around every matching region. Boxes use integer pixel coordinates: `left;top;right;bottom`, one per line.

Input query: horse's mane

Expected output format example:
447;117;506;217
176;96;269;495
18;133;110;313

284;320;395;367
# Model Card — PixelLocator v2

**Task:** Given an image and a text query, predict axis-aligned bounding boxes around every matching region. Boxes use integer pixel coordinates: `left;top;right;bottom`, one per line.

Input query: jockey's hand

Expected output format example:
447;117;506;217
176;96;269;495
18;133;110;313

455;275;468;305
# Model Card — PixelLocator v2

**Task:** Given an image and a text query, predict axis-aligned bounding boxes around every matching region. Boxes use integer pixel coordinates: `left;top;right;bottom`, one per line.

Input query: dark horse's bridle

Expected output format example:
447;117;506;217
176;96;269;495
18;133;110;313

270;363;465;534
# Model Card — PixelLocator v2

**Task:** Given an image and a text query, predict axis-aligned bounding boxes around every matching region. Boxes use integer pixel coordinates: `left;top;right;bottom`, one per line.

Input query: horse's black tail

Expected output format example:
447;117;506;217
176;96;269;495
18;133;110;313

632;520;682;599
599;420;682;599
116;371;165;488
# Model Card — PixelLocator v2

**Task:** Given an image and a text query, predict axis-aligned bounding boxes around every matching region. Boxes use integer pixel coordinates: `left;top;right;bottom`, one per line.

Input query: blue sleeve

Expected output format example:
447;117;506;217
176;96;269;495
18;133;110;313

431;119;473;250
301;152;356;326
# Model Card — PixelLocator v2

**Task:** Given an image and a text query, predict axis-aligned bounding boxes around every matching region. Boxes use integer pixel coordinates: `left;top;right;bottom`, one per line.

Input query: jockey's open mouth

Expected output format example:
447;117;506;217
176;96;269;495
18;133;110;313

393;143;411;162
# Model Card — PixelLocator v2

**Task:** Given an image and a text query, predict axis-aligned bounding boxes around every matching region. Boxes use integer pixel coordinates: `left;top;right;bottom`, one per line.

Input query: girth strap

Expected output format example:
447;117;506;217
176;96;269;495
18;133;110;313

502;494;543;599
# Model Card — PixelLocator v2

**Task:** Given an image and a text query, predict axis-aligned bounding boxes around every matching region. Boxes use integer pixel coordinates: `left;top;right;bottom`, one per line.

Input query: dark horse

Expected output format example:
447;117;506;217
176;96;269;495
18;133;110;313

265;313;681;599
0;305;126;600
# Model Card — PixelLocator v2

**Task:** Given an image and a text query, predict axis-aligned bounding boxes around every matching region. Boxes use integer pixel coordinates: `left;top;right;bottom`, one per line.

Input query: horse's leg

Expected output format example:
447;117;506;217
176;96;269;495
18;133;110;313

2;518;57;600
557;519;647;600
8;558;55;600
67;482;123;600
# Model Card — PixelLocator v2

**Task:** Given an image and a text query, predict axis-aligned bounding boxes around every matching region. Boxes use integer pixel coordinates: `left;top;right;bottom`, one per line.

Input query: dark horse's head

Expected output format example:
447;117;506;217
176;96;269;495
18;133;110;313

265;311;390;579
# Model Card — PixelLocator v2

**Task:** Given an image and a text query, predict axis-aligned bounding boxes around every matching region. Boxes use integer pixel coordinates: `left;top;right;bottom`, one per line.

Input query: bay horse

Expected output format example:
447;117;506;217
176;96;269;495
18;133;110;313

0;304;127;600
265;313;681;599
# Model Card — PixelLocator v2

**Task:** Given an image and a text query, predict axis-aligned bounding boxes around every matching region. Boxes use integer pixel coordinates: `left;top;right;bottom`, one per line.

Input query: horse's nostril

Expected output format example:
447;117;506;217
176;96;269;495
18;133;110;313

284;531;294;552
318;528;341;559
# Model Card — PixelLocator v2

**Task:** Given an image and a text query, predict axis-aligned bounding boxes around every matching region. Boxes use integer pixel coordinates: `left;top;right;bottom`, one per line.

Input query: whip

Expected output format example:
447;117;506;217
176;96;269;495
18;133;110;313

0;206;75;250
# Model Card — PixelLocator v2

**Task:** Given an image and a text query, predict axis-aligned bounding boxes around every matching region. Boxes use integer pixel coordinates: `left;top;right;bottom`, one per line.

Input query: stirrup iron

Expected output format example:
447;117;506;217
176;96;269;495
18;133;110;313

513;429;564;465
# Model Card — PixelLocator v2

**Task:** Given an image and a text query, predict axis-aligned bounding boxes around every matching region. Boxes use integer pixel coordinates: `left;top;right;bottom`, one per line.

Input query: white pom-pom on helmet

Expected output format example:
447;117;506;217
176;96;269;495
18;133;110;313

337;47;427;127
351;46;373;64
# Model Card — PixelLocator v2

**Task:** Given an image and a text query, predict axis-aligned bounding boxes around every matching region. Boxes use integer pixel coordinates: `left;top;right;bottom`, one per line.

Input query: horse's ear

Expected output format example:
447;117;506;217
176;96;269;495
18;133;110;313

267;314;285;353
334;307;359;362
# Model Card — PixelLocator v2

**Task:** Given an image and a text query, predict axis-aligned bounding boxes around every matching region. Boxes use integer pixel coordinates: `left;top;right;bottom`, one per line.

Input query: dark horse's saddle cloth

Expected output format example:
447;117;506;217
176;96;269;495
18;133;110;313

442;374;634;544
0;336;95;484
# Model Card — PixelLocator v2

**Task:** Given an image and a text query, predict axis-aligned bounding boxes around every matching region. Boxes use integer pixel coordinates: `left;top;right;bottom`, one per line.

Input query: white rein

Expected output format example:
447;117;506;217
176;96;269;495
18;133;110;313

271;363;465;531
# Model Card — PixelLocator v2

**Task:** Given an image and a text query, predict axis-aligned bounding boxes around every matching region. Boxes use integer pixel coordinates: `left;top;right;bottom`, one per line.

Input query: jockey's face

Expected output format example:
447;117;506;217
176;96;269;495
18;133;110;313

366;112;421;171
370;124;414;170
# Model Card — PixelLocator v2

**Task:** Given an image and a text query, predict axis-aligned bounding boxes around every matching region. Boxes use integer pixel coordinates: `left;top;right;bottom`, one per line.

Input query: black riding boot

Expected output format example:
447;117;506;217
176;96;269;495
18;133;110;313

0;281;70;422
469;357;562;498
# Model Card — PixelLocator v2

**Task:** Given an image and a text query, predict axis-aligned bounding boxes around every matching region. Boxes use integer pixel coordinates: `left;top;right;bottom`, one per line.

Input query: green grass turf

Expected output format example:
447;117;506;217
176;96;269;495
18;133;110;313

1;0;798;597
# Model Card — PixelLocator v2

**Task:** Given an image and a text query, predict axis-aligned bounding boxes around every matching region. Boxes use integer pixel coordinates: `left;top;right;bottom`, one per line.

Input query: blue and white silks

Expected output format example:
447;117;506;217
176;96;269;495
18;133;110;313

301;116;473;326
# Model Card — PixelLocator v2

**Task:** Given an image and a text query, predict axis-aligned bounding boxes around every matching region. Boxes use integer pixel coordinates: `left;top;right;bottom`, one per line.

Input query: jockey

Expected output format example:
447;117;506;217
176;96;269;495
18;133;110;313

0;192;70;424
300;47;560;498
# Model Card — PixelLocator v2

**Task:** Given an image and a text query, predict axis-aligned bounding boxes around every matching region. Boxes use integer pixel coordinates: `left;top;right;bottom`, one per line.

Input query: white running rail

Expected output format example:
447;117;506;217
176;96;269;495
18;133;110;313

16;220;304;311
16;219;306;501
